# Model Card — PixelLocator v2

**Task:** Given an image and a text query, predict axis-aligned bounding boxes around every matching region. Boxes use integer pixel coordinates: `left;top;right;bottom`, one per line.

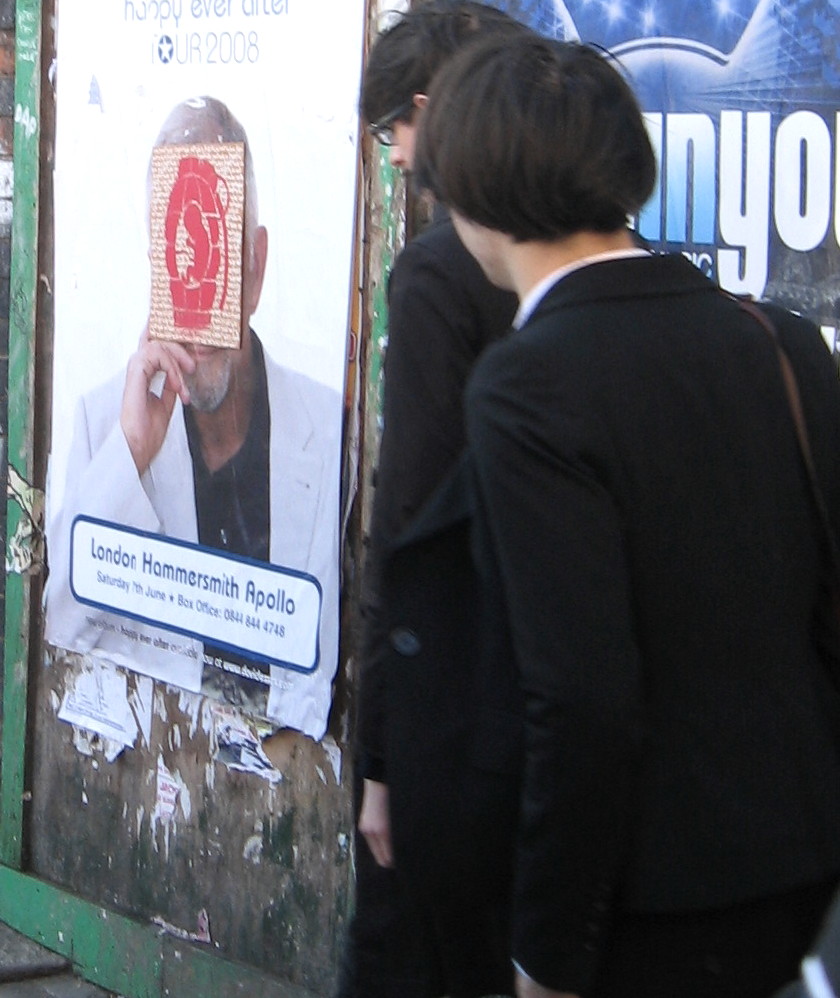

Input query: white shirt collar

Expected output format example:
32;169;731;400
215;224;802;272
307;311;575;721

513;248;651;329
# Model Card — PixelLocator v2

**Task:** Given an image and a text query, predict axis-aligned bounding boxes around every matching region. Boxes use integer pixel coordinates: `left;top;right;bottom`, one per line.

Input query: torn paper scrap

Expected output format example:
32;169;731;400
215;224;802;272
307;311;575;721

153;756;182;824
152;907;214;946
212;706;282;784
58;660;137;748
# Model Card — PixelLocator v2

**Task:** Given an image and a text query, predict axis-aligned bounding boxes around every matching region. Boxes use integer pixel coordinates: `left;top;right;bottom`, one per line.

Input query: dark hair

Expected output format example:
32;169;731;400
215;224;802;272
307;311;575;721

360;0;526;126
414;35;657;240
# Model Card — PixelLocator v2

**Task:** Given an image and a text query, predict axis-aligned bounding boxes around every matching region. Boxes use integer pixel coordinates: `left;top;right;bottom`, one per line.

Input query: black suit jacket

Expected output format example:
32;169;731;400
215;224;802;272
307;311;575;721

464;252;840;992
358;211;517;777
353;211;518;996
373;457;523;995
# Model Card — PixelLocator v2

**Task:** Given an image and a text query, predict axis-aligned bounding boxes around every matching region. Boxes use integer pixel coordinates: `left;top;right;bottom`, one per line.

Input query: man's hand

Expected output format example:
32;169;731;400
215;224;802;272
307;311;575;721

516;970;580;998
120;335;195;475
358;778;394;868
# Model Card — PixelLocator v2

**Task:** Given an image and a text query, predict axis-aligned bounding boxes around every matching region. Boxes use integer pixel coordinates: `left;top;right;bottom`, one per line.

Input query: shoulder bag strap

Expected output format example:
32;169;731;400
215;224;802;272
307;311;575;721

731;294;840;580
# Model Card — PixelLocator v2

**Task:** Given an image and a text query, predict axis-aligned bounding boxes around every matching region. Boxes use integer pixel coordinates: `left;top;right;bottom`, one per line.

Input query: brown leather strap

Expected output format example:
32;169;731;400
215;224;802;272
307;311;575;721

732;294;840;577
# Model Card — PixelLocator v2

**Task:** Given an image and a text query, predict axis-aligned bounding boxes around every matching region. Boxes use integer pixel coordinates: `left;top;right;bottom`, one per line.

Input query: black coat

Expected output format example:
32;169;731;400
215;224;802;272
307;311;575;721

375;461;523;994
352;210;517;997
358;211;517;777
464;252;840;993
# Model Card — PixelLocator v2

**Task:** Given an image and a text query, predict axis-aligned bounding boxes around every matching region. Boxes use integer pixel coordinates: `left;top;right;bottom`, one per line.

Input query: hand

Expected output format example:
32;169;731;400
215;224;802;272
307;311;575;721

120;332;195;475
358;778;394;868
516;969;580;998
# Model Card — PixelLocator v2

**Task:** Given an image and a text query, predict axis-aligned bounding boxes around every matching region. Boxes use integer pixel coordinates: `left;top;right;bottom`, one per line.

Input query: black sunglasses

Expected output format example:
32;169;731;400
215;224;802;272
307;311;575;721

367;100;415;146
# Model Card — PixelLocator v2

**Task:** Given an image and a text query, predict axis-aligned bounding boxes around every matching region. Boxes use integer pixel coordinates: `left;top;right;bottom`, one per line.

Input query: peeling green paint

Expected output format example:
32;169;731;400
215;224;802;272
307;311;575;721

1;0;43;872
366;146;403;438
0;867;317;998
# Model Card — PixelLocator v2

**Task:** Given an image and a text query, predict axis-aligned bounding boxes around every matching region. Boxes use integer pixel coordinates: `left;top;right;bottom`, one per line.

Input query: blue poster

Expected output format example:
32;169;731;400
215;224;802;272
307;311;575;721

501;0;840;350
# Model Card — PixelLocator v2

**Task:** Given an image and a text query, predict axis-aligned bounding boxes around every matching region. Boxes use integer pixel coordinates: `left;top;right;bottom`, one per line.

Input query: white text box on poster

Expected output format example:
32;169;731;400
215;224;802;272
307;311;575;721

70;515;321;673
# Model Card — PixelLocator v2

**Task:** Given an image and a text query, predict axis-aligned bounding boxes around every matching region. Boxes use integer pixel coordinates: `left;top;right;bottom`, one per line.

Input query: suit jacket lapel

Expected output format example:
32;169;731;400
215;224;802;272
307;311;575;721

265;353;323;573
146;403;199;541
144;351;324;575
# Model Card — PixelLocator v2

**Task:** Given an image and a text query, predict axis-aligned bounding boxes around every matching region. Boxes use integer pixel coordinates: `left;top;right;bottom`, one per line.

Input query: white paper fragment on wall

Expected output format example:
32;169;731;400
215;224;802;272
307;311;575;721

211;705;282;784
58;659;137;748
128;675;154;748
152;908;214;946
321;735;342;785
243;834;262;864
153;755;181;824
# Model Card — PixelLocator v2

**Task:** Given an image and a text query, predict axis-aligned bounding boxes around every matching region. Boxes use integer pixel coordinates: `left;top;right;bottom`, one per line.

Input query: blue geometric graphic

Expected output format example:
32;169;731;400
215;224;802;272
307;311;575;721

494;0;840;316
500;1;840;110
558;0;762;59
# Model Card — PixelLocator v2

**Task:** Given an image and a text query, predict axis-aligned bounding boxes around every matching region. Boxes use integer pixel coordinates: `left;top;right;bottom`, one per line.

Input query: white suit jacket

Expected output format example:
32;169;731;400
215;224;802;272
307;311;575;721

45;345;341;740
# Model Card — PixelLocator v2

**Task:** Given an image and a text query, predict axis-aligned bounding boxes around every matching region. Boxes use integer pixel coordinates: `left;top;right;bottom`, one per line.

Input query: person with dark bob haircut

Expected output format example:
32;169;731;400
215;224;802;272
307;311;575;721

415;33;840;998
415;36;656;241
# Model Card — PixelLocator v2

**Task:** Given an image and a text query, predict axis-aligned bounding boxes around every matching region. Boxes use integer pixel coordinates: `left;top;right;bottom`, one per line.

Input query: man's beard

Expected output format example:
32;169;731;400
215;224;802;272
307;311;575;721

185;352;233;413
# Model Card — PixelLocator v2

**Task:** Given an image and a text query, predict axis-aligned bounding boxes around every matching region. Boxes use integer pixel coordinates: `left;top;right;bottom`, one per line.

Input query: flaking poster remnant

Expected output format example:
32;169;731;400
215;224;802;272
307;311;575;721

211;704;282;783
6;465;44;575
58;660;138;749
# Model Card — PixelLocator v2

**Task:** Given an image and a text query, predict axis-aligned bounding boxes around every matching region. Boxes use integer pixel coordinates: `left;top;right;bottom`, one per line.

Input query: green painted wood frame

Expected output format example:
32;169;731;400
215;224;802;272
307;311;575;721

0;868;318;997
1;0;41;872
0;4;403;996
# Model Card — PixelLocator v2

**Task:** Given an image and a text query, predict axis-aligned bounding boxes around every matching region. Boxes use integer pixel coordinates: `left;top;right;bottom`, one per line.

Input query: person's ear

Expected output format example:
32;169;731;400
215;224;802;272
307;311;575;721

413;93;428;111
245;225;268;317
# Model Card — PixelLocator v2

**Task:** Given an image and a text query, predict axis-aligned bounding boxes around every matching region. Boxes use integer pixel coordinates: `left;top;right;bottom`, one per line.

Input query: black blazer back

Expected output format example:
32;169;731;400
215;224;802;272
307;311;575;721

465;253;840;913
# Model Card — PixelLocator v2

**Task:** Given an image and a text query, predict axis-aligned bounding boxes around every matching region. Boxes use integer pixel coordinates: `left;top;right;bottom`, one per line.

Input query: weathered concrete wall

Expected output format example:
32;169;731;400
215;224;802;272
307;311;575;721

30;652;355;995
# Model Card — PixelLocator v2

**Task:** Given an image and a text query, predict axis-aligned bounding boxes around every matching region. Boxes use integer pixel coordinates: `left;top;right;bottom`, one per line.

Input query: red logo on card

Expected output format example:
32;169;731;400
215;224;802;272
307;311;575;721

165;156;230;330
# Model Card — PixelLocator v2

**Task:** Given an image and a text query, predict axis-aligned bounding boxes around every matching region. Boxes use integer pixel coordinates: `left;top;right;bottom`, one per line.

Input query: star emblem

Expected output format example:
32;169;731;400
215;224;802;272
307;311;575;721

158;35;174;64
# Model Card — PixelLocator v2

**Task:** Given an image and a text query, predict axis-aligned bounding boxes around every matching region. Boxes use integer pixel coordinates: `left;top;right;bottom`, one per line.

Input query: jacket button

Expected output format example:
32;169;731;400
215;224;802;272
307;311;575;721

389;627;421;656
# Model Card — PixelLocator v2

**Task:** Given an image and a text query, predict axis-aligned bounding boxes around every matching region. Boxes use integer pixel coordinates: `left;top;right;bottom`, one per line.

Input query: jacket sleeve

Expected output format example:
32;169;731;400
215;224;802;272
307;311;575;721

465;341;644;994
357;234;499;777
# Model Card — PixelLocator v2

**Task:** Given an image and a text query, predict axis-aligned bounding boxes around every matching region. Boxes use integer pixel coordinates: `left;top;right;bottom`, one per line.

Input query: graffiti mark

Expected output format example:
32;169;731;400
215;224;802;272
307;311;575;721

14;103;37;140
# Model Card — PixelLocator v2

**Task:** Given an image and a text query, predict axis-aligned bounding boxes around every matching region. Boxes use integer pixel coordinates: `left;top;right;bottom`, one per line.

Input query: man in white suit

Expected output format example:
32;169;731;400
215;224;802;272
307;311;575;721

45;97;340;740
